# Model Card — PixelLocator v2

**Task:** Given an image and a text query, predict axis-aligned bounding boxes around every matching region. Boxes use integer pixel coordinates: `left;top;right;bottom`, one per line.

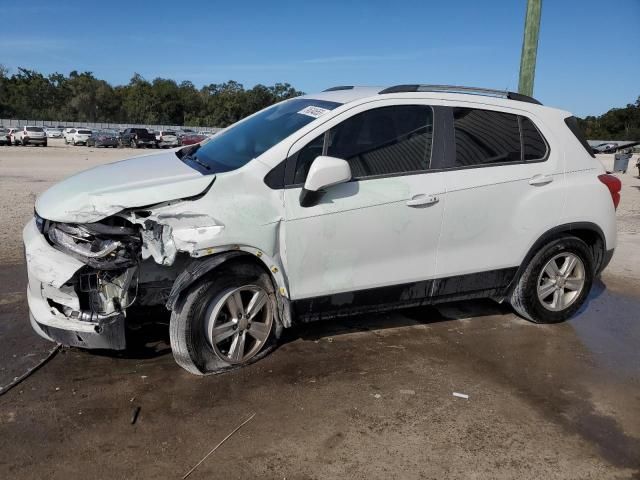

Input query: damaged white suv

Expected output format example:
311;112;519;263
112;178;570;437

24;85;620;375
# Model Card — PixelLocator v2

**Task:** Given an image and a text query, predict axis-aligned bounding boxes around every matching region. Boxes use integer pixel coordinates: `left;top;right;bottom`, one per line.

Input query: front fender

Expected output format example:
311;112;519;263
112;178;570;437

166;247;290;310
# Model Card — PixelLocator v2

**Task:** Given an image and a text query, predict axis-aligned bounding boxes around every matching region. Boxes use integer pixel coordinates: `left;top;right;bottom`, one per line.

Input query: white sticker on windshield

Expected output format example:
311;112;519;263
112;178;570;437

297;105;331;118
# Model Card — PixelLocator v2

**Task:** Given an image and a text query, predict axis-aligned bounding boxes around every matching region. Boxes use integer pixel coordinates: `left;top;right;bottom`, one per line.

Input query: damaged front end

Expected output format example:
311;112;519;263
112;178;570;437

43;215;141;270
26;200;225;350
27;214;145;349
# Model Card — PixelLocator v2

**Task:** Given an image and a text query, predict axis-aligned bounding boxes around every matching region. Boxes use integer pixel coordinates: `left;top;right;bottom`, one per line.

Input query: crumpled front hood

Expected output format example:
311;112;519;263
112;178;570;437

36;151;214;223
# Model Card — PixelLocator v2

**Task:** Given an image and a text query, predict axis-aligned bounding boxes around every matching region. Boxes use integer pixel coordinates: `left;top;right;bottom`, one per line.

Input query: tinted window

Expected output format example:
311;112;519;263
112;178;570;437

564;116;595;158
27;127;44;132
183;98;341;174
521;117;547;160
78;129;91;134
452;108;521;167
294;105;433;183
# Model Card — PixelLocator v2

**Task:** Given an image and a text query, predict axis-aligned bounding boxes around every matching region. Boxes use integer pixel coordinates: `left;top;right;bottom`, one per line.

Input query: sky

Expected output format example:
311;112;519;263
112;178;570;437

1;0;638;117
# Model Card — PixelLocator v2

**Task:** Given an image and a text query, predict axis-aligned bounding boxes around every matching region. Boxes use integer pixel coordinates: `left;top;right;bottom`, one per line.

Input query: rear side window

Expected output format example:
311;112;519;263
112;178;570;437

452;108;521;167
564;116;595;158
451;108;549;167
294;105;433;183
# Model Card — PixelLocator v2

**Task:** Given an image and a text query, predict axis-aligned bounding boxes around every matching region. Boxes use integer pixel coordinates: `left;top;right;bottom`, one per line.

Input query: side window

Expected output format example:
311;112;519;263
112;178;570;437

521;117;547;160
452;108;521;167
293;105;433;184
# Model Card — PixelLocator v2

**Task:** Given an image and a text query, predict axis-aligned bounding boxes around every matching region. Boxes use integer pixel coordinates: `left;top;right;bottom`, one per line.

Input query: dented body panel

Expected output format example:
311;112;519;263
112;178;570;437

35;151;214;223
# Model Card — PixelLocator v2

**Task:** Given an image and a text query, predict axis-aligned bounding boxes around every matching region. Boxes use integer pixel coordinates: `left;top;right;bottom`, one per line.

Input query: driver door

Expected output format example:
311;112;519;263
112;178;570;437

283;101;447;306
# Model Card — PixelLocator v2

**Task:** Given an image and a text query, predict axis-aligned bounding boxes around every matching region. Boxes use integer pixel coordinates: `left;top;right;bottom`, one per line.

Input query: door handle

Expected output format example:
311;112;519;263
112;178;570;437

529;174;554;186
406;194;439;207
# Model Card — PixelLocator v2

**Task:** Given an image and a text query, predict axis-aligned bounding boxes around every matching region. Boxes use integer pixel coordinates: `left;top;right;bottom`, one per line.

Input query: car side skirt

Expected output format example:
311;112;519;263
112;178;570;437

292;267;518;322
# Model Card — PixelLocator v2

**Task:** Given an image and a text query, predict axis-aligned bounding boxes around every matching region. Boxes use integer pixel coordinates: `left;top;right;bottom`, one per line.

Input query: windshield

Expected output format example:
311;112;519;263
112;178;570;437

180;98;341;174
78;129;91;134
27;127;44;132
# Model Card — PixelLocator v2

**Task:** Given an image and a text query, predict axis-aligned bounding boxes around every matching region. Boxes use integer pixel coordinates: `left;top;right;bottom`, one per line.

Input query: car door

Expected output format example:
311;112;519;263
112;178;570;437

435;104;564;285
283;100;448;306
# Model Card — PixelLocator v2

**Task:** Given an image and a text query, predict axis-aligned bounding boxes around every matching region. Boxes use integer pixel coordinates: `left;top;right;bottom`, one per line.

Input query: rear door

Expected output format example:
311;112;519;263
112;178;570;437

435;104;563;284
283;100;447;304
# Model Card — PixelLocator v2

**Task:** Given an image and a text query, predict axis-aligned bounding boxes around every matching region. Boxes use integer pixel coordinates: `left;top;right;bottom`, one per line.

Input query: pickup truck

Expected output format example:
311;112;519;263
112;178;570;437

120;128;157;148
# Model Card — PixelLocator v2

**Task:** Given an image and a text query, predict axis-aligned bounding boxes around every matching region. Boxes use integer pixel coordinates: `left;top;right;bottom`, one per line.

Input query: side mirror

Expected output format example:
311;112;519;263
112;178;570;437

300;156;351;207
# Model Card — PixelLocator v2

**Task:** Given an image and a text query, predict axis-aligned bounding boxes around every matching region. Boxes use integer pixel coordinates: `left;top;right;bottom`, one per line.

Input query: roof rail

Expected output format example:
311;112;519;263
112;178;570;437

323;85;355;92
378;84;542;105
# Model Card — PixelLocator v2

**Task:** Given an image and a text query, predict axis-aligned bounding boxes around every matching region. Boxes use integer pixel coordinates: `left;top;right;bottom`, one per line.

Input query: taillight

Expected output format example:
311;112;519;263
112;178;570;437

598;174;622;209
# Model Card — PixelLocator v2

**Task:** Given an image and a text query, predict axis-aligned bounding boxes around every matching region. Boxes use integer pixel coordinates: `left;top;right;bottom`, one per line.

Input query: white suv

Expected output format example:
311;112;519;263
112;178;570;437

14;126;47;146
23;85;619;375
64;128;92;145
156;130;179;148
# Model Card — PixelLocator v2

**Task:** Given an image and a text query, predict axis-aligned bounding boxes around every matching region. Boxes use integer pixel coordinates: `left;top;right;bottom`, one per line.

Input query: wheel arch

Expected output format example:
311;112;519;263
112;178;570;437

504;222;606;298
165;249;293;327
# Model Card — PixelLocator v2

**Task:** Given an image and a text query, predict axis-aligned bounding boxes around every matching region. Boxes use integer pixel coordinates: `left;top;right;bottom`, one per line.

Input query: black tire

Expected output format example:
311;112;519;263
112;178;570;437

510;236;594;323
170;261;283;375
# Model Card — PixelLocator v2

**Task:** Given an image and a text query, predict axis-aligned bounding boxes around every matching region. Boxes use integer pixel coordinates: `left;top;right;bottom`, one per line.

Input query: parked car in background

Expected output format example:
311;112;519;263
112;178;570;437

120;128;157;148
156;130;179;148
14;126;47;146
0;127;11;145
64;128;92;145
87;129;119;148
177;128;196;142
179;133;208;146
46;128;63;138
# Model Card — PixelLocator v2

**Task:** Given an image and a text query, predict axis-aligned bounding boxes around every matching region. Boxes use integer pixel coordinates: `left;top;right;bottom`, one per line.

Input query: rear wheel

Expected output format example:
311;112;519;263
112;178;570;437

510;237;594;323
170;262;282;375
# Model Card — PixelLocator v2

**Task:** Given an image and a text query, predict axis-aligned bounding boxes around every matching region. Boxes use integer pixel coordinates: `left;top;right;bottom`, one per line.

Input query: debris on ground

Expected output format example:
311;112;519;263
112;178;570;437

182;413;256;479
0;344;61;398
131;406;141;425
399;389;416;395
453;392;469;399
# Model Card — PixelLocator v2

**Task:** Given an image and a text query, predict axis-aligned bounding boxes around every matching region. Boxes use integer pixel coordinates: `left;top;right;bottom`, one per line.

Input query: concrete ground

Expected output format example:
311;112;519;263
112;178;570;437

0;141;639;479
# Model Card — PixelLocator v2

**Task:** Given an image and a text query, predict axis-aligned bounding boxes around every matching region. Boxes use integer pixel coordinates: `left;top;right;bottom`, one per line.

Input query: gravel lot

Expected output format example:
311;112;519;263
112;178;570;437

0;140;639;479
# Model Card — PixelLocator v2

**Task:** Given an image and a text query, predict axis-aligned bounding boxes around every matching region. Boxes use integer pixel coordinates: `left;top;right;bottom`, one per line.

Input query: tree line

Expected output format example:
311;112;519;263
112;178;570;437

0;66;303;127
1;65;638;137
577;97;640;140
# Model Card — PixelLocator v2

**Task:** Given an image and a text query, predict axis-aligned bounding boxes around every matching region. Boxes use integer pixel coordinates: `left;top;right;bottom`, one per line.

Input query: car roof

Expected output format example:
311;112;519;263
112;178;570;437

303;85;564;114
300;86;383;104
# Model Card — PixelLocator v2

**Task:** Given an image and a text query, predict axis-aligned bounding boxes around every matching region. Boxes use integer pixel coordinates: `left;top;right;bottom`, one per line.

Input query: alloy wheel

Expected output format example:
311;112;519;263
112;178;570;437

537;253;585;311
204;285;273;364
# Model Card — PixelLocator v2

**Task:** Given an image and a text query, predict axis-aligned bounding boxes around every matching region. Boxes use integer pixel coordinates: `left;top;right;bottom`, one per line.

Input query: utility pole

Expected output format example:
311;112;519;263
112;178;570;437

518;0;542;97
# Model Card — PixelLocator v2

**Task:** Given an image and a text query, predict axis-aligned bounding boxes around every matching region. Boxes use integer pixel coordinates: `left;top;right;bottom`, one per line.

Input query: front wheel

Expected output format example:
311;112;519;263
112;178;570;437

170;262;282;375
510;237;594;323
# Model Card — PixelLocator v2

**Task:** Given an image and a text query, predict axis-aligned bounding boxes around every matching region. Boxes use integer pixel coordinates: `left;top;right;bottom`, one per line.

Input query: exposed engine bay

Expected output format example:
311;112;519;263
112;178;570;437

34;209;192;336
